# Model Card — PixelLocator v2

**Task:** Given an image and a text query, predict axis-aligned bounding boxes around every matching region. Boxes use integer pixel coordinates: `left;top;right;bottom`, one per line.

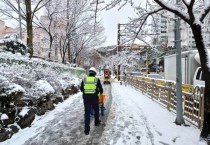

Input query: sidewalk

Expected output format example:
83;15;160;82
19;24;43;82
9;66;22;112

99;81;202;145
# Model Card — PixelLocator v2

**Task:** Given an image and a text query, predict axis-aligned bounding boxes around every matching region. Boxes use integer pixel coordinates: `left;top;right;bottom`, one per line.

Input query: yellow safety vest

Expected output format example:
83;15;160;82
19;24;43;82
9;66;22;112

83;77;98;94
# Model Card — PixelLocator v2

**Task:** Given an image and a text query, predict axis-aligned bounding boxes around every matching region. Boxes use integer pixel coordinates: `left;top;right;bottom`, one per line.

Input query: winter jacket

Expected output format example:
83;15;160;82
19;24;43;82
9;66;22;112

80;75;103;102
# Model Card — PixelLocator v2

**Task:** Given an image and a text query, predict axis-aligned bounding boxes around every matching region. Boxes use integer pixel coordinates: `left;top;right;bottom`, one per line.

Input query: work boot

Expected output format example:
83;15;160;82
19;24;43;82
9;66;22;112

95;120;101;126
84;130;89;135
84;125;90;135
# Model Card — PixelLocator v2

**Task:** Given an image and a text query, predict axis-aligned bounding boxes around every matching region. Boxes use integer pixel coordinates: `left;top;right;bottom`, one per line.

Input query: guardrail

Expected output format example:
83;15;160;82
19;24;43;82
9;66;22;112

127;75;205;129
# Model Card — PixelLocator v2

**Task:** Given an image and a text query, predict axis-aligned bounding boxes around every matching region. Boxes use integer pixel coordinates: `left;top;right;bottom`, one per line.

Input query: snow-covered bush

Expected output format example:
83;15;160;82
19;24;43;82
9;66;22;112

0;82;25;106
0;52;84;108
0;75;9;88
0;52;85;100
0;34;28;55
0;47;85;141
30;80;55;100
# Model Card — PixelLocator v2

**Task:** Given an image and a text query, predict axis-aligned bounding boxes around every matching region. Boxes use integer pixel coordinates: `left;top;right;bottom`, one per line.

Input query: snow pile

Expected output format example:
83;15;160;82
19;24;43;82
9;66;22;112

0;114;9;120
30;80;55;100
19;107;31;118
0;83;25;97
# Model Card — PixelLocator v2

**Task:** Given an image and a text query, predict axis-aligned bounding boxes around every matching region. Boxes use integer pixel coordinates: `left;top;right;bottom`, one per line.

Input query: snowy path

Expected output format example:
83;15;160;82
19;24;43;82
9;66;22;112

99;82;201;145
85;84;112;145
1;81;201;145
2;84;112;145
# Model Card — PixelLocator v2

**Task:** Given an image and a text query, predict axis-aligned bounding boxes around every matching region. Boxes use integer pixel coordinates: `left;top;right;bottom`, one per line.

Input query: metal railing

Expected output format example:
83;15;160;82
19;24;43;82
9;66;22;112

127;75;205;129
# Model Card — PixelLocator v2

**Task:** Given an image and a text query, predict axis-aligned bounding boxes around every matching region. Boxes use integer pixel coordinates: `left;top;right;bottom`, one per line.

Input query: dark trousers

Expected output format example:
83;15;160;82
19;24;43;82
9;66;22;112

84;100;100;131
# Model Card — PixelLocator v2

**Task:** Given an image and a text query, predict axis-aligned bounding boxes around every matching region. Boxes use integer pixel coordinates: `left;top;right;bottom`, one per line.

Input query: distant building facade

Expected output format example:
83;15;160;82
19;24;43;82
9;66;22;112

151;9;210;51
0;17;68;62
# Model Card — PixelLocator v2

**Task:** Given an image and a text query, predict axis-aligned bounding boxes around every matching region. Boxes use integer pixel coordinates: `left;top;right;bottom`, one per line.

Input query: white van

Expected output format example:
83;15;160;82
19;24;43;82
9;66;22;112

193;67;205;87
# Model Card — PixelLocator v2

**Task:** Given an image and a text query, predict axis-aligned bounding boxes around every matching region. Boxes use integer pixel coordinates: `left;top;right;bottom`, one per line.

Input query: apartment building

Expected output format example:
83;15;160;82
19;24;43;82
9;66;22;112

151;10;210;51
0;20;20;39
0;17;67;62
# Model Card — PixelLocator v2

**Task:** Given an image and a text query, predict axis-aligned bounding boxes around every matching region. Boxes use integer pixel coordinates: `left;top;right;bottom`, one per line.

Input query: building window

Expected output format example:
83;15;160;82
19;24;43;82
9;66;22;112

161;36;167;38
42;47;50;52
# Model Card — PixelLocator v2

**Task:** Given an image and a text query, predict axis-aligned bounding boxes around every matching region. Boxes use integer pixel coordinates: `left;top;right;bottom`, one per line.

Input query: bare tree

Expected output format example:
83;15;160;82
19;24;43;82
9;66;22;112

0;0;52;57
57;0;105;64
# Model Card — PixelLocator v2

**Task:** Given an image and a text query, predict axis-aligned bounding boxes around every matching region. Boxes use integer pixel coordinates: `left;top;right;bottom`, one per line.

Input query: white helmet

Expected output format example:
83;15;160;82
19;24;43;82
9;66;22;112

89;67;97;73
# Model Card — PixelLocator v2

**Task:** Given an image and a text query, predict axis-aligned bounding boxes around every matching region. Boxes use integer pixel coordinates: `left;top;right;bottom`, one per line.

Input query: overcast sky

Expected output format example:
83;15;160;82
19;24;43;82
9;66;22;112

99;0;146;47
99;4;135;46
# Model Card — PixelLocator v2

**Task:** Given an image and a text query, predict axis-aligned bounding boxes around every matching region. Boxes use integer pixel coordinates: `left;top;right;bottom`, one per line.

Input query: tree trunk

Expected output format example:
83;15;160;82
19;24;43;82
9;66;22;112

191;24;210;142
67;41;71;63
73;57;76;64
67;0;71;63
25;0;33;57
62;46;67;64
49;34;53;59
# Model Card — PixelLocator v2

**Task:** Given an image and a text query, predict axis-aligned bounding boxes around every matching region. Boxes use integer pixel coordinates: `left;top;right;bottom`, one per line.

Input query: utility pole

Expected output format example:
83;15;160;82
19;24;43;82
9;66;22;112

146;48;148;76
117;23;120;54
18;0;22;40
175;0;185;125
156;52;158;73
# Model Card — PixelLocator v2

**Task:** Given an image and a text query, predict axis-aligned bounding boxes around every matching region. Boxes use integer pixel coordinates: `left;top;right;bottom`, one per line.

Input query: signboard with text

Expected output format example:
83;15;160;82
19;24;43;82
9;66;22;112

182;85;194;93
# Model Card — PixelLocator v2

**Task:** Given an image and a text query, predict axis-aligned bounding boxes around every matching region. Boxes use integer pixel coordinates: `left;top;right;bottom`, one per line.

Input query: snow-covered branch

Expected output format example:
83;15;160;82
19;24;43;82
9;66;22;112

200;1;210;22
154;0;190;23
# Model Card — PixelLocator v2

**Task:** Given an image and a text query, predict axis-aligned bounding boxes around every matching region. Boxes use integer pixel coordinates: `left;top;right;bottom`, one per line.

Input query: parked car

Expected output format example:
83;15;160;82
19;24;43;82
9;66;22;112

147;74;164;79
129;72;143;76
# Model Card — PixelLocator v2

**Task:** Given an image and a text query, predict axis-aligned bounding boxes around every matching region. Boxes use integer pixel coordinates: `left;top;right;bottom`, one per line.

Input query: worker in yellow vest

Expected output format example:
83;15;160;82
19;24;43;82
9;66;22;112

80;67;103;135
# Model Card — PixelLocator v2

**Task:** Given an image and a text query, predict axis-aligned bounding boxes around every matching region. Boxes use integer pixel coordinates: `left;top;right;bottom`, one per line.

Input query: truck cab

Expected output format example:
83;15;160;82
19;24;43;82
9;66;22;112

193;67;205;87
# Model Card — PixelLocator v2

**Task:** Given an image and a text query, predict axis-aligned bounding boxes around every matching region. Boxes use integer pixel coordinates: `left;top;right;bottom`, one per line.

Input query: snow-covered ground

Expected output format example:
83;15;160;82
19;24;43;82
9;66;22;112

1;80;205;145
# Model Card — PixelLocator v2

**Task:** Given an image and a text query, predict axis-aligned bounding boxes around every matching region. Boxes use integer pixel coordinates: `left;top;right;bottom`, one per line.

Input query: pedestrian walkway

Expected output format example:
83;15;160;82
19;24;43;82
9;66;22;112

99;81;201;145
1;81;202;145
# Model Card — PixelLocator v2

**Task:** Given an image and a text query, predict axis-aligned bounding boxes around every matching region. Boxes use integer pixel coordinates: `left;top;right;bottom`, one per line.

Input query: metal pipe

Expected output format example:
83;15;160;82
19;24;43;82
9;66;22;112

175;0;184;125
